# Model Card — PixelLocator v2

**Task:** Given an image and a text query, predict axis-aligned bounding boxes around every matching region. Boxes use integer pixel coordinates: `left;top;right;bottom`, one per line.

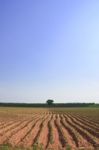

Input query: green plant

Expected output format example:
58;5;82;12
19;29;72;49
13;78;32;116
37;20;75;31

32;143;43;150
0;146;9;150
66;145;71;150
48;121;54;144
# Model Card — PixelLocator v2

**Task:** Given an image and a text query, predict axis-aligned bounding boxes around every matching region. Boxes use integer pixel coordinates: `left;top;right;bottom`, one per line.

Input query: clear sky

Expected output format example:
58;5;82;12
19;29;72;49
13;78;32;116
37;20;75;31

0;0;99;103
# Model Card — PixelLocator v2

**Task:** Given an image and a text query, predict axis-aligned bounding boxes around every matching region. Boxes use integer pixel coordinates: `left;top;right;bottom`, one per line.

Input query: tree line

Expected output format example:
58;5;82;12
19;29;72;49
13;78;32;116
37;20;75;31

0;102;98;107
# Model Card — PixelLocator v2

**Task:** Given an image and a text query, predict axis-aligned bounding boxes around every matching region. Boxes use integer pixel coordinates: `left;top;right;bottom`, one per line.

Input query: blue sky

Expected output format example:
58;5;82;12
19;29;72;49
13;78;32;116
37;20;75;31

0;0;99;103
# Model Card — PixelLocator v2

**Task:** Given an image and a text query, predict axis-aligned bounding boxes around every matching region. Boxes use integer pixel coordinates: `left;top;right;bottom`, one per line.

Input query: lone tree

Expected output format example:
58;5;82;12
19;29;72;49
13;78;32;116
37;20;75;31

46;99;54;106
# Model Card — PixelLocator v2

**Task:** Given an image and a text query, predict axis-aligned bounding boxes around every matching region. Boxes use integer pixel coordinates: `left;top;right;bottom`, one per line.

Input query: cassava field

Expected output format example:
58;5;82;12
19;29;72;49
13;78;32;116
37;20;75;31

0;107;99;150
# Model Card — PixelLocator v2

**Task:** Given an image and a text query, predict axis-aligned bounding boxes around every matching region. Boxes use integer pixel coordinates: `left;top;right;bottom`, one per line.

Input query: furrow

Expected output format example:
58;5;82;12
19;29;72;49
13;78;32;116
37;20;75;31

68;114;99;132
60;115;79;148
7;116;42;146
33;114;51;149
64;115;99;148
67;114;99;139
75;114;99;128
0;117;36;144
20;115;47;147
18;116;44;147
48;114;62;150
54;114;67;148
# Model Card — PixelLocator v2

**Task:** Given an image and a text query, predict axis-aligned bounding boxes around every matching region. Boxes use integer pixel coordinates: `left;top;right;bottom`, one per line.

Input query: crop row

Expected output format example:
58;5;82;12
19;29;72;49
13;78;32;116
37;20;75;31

0;113;99;149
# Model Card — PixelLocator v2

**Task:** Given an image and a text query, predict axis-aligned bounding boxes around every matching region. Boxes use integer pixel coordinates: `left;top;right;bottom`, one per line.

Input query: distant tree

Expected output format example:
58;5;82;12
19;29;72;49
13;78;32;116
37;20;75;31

46;99;54;106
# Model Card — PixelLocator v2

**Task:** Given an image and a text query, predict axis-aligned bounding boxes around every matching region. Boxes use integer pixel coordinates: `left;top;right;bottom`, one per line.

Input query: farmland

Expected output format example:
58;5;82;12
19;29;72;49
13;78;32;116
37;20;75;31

0;107;99;150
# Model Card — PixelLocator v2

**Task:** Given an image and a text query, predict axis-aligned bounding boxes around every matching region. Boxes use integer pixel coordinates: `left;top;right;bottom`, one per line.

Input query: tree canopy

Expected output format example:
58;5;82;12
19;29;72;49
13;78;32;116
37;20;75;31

46;99;54;105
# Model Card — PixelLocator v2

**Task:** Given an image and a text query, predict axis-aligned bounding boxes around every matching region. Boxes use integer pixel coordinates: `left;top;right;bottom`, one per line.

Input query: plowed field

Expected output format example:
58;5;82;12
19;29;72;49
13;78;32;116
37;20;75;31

0;107;99;150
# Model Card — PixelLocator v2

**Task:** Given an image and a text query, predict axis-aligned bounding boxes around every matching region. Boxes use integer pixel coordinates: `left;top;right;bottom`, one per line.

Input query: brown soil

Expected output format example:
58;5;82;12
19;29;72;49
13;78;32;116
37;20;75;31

0;110;99;150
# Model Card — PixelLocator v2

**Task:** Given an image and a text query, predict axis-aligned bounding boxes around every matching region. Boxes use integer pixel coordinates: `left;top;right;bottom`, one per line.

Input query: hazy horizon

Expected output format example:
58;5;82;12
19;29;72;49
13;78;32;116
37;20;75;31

0;0;99;103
